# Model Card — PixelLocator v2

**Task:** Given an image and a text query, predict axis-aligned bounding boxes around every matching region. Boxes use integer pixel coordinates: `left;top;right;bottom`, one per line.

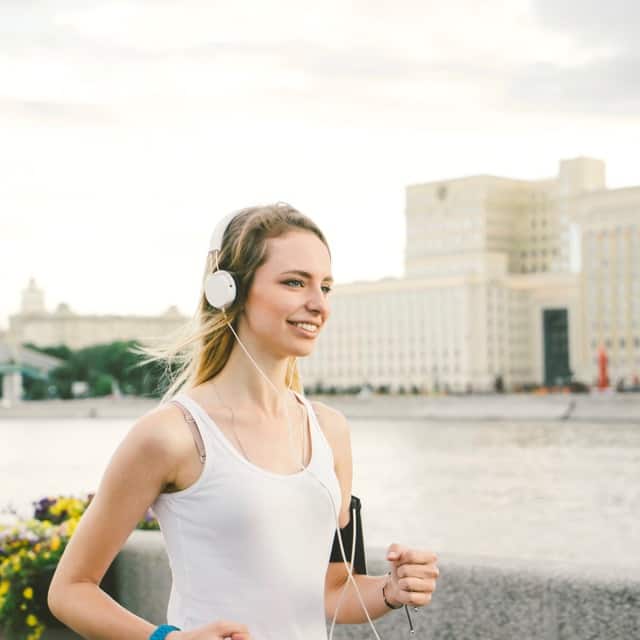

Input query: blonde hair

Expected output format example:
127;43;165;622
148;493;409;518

139;202;330;402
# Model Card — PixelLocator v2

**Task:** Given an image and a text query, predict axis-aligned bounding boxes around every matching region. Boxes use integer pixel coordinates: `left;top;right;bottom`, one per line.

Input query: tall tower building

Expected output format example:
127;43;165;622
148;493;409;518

21;278;46;315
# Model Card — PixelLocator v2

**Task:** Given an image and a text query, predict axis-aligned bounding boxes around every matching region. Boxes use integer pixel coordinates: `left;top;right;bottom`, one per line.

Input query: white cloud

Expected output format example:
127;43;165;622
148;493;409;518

507;1;640;114
1;0;639;329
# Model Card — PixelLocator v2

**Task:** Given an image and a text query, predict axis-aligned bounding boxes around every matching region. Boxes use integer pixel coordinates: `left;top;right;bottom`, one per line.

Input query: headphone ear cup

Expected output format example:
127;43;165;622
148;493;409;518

204;270;237;310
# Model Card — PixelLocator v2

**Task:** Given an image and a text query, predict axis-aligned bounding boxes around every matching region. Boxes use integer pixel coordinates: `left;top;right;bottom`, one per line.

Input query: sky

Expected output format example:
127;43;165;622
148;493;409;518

1;0;639;330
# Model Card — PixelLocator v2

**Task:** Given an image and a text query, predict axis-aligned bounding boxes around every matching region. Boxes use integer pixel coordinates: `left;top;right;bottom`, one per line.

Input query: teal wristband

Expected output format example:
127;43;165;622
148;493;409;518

149;624;180;640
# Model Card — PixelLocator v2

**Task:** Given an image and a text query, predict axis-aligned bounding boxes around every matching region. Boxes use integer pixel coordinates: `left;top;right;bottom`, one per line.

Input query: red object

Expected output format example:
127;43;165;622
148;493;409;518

597;346;609;389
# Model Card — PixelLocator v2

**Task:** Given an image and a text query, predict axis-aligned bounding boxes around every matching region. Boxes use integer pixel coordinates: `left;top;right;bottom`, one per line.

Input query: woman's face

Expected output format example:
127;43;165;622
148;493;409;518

241;229;333;358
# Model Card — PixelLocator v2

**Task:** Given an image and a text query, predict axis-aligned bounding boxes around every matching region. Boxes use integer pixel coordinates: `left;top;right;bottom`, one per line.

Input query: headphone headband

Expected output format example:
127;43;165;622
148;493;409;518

205;210;240;310
208;211;239;254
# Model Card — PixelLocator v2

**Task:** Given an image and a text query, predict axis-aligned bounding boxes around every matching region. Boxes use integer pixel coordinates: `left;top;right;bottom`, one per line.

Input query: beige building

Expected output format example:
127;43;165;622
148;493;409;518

576;187;640;385
300;157;640;392
8;279;186;350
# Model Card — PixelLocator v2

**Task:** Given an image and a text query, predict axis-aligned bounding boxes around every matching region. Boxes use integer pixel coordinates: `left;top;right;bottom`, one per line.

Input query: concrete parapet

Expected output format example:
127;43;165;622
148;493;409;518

108;529;173;627
351;551;640;640
45;531;639;639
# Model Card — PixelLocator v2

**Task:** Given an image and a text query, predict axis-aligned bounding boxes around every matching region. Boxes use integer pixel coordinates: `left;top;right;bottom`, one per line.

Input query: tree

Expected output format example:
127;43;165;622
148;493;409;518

22;340;175;399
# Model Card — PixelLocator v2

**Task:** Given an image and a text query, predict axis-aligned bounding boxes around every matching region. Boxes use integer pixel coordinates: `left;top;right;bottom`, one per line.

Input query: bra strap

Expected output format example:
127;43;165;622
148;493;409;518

170;398;206;464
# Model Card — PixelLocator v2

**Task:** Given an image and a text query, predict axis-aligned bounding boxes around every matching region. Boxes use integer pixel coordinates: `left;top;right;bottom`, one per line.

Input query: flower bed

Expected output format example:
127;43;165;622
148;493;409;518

0;494;159;640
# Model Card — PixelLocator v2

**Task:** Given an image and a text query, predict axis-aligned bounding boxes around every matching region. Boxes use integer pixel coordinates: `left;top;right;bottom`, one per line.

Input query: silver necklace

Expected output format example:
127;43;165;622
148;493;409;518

212;382;307;470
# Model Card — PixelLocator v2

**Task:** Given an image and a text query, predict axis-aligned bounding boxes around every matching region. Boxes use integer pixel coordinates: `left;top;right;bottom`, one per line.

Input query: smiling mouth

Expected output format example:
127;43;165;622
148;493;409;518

288;321;319;334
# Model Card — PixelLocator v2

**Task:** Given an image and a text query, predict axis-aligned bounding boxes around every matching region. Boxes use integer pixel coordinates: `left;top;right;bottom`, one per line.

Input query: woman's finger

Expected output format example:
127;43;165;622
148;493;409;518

208;620;249;638
397;576;437;594
396;562;439;579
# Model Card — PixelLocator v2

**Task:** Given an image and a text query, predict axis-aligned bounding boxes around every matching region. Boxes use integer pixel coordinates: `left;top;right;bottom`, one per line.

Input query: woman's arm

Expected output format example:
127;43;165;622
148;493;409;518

314;402;399;624
326;570;400;624
47;404;190;640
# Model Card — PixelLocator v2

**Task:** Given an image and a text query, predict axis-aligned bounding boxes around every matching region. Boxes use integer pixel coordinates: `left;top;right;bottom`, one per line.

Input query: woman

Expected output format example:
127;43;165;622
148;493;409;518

48;203;439;640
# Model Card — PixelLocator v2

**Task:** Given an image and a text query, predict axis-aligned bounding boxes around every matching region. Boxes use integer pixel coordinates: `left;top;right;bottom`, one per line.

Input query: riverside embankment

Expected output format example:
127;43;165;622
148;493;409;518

2;391;639;422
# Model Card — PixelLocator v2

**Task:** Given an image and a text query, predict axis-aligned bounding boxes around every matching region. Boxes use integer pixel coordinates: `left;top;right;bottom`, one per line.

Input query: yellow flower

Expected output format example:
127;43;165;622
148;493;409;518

23;586;34;600
26;613;38;627
20;603;27;610
50;536;61;551
65;517;80;537
59;516;79;538
34;544;41;553
50;500;63;516
69;498;85;518
0;580;9;595
49;497;86;519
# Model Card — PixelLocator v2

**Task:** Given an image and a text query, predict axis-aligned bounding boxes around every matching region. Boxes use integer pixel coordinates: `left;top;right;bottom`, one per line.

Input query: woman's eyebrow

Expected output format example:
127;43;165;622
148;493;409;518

279;269;334;283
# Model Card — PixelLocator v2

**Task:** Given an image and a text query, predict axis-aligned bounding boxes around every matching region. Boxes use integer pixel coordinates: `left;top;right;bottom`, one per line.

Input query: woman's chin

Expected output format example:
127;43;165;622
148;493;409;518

292;345;314;358
283;340;316;358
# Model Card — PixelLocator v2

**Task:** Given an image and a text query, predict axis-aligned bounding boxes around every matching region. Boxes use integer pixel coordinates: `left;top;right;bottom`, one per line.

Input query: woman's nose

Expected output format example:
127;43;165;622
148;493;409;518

306;287;329;314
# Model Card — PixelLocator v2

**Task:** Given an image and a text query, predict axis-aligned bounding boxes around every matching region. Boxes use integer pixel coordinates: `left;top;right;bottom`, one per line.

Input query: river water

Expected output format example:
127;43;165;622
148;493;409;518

3;415;639;569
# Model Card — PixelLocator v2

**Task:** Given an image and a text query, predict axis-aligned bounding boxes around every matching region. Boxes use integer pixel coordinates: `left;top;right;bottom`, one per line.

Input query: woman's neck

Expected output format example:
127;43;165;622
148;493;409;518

210;339;295;419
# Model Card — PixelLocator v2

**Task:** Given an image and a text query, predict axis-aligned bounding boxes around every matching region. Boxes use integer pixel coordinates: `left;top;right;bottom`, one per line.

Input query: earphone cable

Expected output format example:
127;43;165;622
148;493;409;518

223;315;388;639
328;501;357;639
225;316;305;467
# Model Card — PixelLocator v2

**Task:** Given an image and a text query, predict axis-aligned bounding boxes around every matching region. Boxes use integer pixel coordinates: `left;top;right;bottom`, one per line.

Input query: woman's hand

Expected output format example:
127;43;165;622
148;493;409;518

385;543;439;608
170;620;252;639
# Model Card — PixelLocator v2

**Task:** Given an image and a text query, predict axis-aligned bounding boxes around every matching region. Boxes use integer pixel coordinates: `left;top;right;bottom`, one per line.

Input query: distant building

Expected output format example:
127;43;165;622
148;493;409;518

576;186;640;386
299;157;640;391
8;279;186;350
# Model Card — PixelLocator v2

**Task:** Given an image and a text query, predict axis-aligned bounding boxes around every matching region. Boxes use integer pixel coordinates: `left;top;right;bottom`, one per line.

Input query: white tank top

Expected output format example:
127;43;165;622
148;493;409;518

151;391;342;640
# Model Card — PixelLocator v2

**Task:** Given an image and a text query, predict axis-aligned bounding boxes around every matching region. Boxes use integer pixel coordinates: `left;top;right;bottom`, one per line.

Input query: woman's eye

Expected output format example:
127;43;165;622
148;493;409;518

283;279;331;294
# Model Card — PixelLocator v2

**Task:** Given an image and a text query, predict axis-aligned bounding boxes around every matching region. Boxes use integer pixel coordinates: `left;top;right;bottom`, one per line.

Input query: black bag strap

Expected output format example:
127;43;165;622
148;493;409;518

329;495;367;574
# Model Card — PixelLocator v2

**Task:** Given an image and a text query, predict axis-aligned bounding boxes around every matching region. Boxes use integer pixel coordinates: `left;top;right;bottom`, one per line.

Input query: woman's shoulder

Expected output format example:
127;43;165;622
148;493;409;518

128;401;196;460
309;400;353;494
308;399;350;442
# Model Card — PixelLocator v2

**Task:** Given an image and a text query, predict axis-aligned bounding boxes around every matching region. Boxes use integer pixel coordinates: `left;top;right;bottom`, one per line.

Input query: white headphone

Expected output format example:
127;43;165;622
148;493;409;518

204;211;240;310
